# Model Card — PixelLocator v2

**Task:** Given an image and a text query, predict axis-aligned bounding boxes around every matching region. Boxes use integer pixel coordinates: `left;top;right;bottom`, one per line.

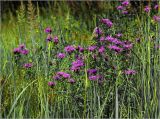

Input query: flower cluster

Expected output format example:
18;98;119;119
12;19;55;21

44;27;59;44
23;63;33;68
116;0;130;14
13;44;29;55
44;18;137;87
124;69;136;75
49;71;76;87
101;19;113;27
64;45;76;54
71;59;84;72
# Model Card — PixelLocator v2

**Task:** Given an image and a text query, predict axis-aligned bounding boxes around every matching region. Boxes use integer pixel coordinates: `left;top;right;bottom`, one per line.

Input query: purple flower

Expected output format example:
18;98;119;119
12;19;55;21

115;33;123;38
89;75;100;81
122;43;133;50
108;45;123;52
144;6;151;13
117;5;124;10
76;46;84;52
23;63;33;68
13;47;21;54
71;59;84;72
48;81;56;87
19;44;25;49
46;34;52;42
63;73;71;79
122;10;128;14
93;27;103;36
44;27;52;33
88;46;97;52
57;53;65;59
121;0;129;7
153;15;160;22
100;36;105;42
68;78;76;84
106;36;122;45
154;4;159;10
53;36;58;44
98;46;105;53
57;72;71;79
101;19;113;27
87;69;97;75
20;49;29;55
53;75;61;80
124;69;136;75
64;45;75;54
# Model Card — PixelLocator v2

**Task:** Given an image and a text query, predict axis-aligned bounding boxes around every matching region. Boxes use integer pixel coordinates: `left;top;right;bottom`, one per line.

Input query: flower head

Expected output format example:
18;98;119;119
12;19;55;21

153;15;160;22
68;78;76;84
115;33;123;38
117;5;124;10
93;27;103;36
46;34;52;42
44;27;52;33
154;4;159;10
64;45;75;54
101;18;113;27
98;46;105;53
13;48;21;54
106;36;122;45
88;46;97;52
144;6;151;13
124;69;136;75
53;75;61;80
48;81;56;87
53;36;58;44
20;49;29;55
57;72;71;79
76;46;84;52
122;42;133;50
19;44;25;49
100;36;105;42
23;63;33;68
108;45;123;52
57;53;65;59
71;59;84;72
87;69;97;75
122;10;128;14
121;0;129;7
89;75;101;81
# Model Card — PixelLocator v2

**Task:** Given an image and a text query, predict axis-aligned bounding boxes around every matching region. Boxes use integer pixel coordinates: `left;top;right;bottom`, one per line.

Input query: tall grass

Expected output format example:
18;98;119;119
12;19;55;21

1;1;160;118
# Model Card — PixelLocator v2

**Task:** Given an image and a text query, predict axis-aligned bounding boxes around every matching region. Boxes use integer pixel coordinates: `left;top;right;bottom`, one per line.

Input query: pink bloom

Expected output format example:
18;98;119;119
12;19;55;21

117;5;124;10
57;53;65;59
20;49;29;55
101;19;113;27
124;69;136;75
44;27;52;33
13;47;21;54
153;15;160;22
122;0;129;6
53;36;58;44
154;4;159;10
108;45;123;52
98;46;105;53
23;63;33;68
122;10;128;14
144;6;151;13
68;78;76;84
48;81;56;87
115;33;123;38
